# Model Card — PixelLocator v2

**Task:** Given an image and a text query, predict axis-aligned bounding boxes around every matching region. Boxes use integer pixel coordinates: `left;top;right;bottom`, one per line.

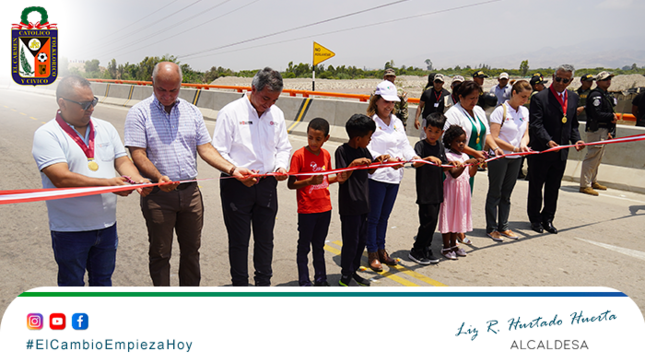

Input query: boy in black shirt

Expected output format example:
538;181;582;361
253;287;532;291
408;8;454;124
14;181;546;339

409;112;451;265
335;114;389;286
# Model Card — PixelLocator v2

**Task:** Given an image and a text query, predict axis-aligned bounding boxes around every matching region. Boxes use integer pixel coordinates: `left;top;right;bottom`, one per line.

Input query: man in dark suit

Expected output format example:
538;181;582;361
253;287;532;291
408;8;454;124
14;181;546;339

527;64;585;234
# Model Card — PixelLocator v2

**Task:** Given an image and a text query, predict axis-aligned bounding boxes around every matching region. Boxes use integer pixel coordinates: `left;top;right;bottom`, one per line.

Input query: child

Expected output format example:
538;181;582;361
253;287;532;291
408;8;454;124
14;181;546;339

335;114;389;286
438;125;480;260
409;112;452;265
288;118;341;286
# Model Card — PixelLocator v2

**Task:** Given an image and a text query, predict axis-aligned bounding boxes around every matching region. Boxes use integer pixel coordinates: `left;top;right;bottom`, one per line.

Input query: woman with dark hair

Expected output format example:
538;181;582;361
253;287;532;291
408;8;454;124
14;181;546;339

444;80;503;244
485;80;532;242
365;81;419;271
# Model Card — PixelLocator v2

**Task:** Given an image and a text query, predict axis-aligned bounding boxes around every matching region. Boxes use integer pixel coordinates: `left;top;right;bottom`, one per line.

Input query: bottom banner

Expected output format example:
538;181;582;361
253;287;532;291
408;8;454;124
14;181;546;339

1;287;643;362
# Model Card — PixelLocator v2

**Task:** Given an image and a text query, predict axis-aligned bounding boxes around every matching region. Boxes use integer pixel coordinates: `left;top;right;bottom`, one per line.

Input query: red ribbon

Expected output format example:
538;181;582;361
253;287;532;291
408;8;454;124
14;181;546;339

549;85;568;117
11;21;57;30
2;133;644;205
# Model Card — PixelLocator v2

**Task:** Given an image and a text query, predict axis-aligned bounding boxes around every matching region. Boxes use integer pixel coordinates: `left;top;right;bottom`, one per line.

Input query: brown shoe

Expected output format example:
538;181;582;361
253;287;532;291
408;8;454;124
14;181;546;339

378;249;397;266
499;230;519;240
579;187;599;196
368;252;383;272
592;182;607;190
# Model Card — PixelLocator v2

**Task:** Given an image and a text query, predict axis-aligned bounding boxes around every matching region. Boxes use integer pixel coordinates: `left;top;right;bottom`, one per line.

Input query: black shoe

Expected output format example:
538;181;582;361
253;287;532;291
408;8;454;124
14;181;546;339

352;273;371;286
314;280;330;286
518;172;526;179
338;275;351;287
530;222;544;233
542;221;558;234
409;249;432;265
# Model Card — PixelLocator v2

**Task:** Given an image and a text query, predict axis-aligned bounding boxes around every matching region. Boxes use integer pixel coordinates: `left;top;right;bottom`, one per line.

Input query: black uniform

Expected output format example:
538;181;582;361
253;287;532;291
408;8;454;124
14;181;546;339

586;88;616;137
575;86;593;121
632;91;645;127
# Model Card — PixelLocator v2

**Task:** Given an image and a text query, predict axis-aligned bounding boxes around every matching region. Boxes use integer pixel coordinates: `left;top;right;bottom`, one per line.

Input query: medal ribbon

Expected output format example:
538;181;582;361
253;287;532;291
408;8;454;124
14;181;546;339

55;111;95;160
460;107;484;149
11;21;57;29
549;85;568;117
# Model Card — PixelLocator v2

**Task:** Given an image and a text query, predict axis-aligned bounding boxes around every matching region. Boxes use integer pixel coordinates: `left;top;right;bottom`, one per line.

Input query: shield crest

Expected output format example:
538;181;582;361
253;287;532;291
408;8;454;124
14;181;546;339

11;7;57;86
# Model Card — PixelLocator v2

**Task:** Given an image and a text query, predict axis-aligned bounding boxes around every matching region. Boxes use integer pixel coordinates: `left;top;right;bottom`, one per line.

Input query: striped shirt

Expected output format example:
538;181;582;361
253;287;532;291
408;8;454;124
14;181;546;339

124;95;211;181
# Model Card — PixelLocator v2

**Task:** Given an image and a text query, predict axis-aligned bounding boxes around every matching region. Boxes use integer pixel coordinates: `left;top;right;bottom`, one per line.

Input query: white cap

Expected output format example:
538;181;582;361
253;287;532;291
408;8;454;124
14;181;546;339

434;74;445;82
375;80;400;102
499;72;509;79
452;75;465;83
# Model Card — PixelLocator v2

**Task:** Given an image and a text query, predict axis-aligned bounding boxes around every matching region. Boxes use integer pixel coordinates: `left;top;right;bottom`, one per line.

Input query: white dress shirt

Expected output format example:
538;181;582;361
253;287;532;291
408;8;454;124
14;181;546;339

212;94;292;174
443;102;491;144
367;114;416;184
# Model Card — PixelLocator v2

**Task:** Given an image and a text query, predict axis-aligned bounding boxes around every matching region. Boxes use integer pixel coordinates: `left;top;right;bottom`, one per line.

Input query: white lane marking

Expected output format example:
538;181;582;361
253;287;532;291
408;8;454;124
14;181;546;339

575;237;645;261
599;193;645;204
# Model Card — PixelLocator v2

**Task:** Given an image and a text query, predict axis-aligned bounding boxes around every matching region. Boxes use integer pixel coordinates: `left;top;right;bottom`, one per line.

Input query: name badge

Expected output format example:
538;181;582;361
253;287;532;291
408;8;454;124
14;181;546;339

433;103;439;108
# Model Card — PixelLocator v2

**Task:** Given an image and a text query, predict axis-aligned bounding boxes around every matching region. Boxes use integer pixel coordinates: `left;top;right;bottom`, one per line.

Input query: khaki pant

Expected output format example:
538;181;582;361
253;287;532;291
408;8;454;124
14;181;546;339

579;128;609;188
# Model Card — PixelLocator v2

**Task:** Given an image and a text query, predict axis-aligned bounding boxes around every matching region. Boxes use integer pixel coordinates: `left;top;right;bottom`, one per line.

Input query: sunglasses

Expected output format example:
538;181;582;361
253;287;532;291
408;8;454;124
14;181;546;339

554;77;571;84
63;96;99;111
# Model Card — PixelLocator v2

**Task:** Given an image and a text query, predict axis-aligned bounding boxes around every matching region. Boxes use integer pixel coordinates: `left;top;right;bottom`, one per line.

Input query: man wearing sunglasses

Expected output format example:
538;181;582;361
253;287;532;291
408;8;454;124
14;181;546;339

32;75;151;286
527;64;585;234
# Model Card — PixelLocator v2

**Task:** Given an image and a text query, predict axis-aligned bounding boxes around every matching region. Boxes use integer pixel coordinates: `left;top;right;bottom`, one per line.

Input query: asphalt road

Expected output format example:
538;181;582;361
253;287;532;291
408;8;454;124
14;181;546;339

1;86;644;319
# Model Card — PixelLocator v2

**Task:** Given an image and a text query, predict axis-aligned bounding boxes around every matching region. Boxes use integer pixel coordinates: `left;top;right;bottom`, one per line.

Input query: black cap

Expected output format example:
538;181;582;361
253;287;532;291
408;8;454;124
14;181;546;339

530;75;547;86
580;74;595;82
472;70;488;78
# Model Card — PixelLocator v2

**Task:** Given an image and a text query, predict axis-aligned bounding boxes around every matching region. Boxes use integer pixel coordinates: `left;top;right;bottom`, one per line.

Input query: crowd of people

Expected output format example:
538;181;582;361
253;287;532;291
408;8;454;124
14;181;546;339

31;62;627;287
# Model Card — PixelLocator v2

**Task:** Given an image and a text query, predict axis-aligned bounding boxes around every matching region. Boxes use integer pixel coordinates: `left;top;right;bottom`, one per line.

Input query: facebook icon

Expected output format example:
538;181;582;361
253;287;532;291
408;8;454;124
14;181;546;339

71;313;88;330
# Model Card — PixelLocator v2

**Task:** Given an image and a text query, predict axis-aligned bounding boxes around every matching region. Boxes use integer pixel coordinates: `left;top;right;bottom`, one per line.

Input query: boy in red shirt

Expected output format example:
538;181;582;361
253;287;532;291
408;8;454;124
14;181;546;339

288;118;346;286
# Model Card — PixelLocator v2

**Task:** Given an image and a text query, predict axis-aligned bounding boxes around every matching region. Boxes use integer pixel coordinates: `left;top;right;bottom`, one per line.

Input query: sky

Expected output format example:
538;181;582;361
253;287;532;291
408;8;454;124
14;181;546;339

2;0;644;75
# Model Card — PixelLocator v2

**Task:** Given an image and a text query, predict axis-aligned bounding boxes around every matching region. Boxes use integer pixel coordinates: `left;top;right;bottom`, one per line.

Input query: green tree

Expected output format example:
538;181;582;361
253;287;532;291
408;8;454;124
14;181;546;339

519;60;529;77
425;59;432;71
107;59;117;79
85;59;100;73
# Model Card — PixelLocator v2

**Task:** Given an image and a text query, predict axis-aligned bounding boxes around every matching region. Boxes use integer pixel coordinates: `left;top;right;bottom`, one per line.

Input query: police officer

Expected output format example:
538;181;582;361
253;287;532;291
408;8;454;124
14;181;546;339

579;71;617;196
472;70;489;108
383;68;409;128
576;74;595;121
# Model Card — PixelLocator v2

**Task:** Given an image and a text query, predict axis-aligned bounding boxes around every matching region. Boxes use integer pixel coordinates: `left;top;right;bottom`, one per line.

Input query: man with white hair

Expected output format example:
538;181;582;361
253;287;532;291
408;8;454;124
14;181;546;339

527;64;585;234
125;62;252;286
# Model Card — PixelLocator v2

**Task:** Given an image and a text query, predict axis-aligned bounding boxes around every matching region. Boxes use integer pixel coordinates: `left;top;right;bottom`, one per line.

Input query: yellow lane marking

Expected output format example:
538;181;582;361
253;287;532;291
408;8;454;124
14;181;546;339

3;105;8;108
20;112;26;116
329;240;448;287
30;117;37;120
327;240;420;286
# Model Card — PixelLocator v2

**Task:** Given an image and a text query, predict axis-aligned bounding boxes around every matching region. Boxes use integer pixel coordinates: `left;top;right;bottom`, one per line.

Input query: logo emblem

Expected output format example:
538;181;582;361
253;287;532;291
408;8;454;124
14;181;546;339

71;313;89;330
27;313;43;330
49;313;66;330
11;6;58;86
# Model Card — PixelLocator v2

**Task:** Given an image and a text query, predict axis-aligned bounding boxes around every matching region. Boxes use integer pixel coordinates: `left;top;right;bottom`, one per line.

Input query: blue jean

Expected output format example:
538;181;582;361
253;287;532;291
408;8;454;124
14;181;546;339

366;179;400;253
51;223;118;286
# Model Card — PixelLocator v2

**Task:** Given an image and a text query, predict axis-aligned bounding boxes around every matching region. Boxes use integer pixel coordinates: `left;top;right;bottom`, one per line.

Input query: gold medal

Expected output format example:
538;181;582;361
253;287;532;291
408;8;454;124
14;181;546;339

562;116;567;124
88;160;99;171
476;137;480;144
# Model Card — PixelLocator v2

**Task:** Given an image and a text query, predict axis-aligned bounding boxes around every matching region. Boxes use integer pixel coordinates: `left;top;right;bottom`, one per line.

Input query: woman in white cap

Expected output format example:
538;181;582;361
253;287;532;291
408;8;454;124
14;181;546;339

485;80;532;242
444;80;503;244
364;80;419;272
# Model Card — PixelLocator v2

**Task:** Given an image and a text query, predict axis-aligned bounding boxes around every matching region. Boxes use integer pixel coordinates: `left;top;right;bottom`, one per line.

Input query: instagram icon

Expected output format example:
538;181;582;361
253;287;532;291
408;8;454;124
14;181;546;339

27;313;43;330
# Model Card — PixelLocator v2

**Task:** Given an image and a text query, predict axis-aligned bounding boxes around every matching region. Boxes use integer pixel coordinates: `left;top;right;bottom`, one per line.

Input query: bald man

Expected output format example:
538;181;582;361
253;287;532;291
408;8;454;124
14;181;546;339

125;62;252;286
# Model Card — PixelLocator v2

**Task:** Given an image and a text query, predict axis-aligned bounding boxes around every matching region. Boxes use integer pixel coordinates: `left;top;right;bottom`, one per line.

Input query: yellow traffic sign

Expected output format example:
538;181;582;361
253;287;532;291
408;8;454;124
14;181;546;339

313;42;335;66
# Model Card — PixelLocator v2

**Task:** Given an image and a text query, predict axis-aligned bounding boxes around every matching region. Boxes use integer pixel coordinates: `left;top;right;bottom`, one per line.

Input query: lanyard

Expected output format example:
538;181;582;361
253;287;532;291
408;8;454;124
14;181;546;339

549;86;569;123
55;111;98;171
461;107;483;144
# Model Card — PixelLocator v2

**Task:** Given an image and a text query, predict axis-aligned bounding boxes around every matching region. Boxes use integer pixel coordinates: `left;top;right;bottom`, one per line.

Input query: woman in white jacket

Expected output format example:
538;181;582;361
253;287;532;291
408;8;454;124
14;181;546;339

365;80;419;272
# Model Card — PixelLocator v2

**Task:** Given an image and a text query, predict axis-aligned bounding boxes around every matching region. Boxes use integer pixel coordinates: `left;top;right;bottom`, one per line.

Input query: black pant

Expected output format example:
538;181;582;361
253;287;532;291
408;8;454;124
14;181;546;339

412;203;440;253
340;214;368;277
220;176;278;286
297;211;331;285
527;154;566;224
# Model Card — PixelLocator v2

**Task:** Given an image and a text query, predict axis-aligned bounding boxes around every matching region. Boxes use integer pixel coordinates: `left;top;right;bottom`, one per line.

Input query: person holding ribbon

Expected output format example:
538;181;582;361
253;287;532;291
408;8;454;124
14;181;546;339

485;80;532;242
365;80;419;271
527;64;585;234
125;62;252;287
32;75;151;286
443;80;501;244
